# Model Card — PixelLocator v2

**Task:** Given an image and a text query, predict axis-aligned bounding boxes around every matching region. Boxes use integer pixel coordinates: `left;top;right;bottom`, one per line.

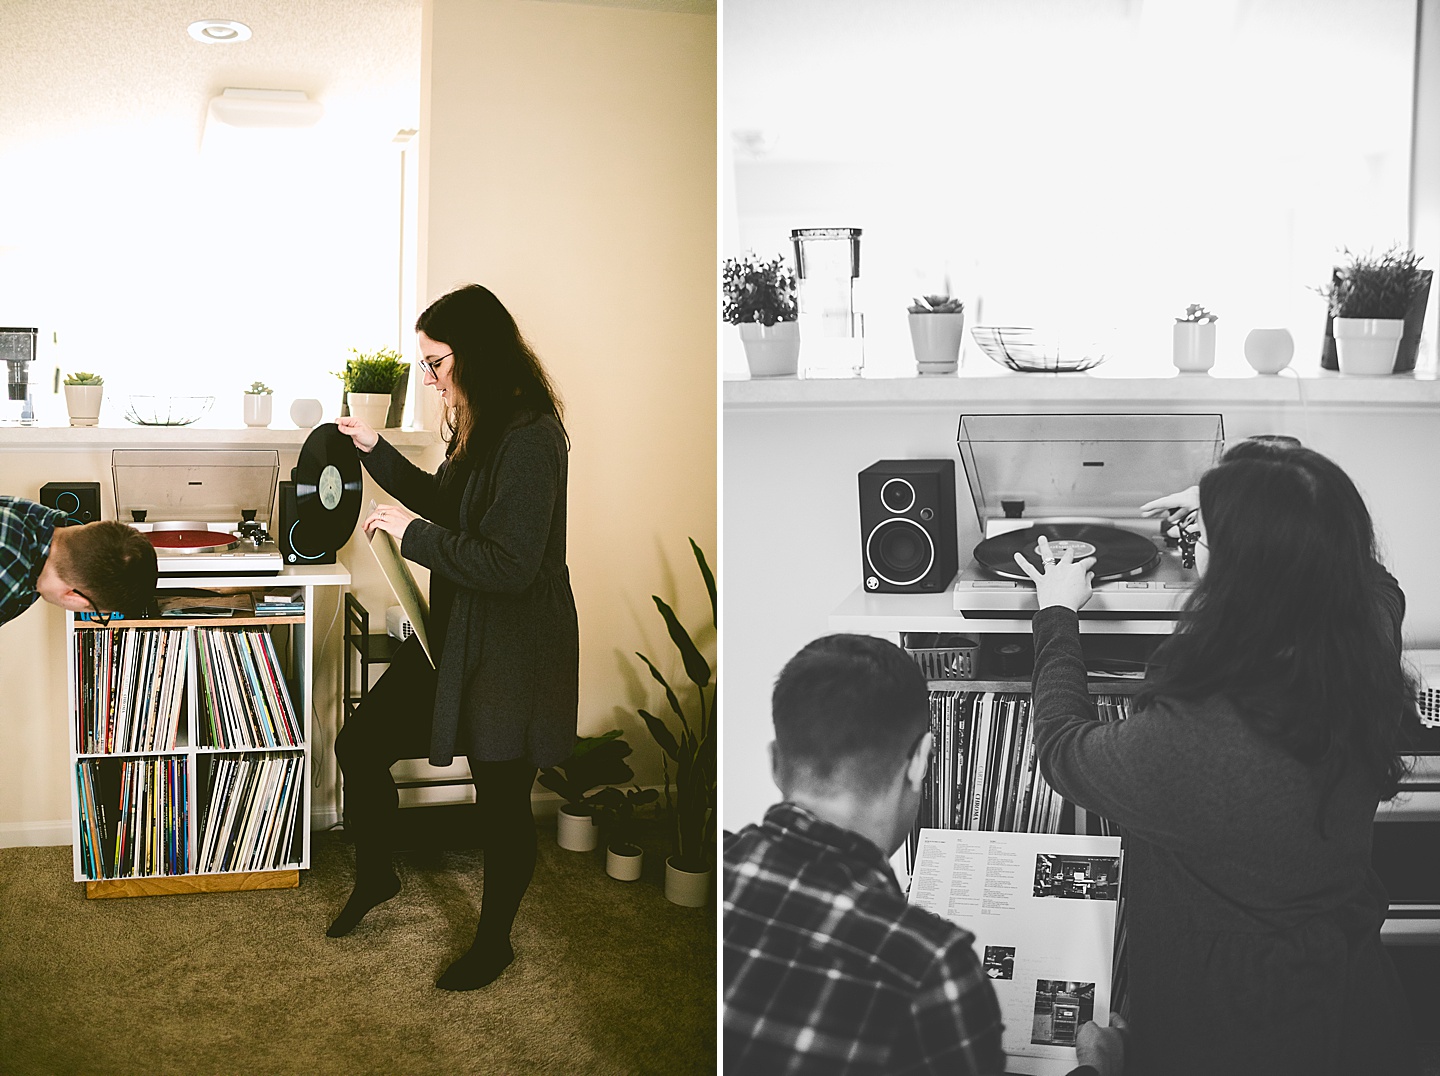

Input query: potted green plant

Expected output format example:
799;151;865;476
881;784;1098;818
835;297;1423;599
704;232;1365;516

337;348;407;429
722;253;800;379
907;294;966;375
636;539;715;906
538;730;639;852
1173;304;1218;373
1320;246;1430;376
243;380;273;428
590;784;660;881
62;371;103;427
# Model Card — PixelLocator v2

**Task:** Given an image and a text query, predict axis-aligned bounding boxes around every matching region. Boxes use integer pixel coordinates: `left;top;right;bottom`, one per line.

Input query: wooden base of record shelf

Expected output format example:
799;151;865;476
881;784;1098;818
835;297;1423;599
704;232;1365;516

84;869;299;899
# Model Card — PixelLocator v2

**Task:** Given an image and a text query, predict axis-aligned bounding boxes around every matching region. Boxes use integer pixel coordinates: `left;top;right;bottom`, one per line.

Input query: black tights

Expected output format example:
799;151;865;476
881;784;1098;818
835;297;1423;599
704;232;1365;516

334;636;537;949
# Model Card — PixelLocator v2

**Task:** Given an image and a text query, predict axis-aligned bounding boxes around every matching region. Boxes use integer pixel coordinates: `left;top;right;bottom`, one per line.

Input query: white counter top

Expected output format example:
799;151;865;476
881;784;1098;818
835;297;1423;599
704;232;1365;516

725;363;1440;410
0;425;439;449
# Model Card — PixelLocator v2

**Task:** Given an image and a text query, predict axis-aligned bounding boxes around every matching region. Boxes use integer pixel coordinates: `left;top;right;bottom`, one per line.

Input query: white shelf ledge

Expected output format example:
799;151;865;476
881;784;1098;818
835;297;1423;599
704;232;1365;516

0;426;438;449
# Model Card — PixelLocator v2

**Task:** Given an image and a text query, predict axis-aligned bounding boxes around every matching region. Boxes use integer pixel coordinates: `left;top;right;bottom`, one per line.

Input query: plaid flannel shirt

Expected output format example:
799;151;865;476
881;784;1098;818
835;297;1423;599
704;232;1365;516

724;802;1006;1075
0;497;65;628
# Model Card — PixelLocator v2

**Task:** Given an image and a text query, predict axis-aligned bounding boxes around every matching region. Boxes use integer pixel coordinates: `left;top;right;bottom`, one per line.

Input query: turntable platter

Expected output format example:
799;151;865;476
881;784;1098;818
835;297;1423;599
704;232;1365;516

974;523;1159;583
144;528;240;554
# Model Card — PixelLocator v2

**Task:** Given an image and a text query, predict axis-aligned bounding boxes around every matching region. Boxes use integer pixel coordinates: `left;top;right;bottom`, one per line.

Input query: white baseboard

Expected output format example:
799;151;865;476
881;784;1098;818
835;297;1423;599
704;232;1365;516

6;789;656;850
0;820;72;848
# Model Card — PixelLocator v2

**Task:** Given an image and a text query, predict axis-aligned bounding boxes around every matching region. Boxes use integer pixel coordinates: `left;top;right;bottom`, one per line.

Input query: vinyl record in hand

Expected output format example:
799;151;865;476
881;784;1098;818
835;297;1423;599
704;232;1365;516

974;523;1159;583
292;422;363;554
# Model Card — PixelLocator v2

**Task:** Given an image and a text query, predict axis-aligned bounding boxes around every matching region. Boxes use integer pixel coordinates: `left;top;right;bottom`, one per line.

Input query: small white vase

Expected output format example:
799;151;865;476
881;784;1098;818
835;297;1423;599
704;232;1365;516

1333;317;1403;376
738;320;799;379
908;311;966;375
556;805;598;852
606;844;644;882
242;393;273;427
290;398;323;428
348;392;392;429
1172;321;1216;373
664;856;710;907
64;384;103;427
1243;328;1294;375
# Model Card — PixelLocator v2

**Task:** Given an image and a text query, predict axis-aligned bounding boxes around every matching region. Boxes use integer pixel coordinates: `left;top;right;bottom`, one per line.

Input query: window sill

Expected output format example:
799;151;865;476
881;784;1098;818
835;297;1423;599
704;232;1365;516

0;425;439;449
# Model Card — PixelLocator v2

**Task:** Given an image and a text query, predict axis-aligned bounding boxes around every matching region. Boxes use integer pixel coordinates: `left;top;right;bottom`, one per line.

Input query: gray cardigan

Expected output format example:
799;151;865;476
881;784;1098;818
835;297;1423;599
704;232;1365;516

361;414;578;769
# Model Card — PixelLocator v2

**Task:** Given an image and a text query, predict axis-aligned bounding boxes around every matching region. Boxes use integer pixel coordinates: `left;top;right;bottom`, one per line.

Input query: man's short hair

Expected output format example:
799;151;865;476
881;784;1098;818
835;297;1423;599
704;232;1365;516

772;633;930;793
59;522;158;616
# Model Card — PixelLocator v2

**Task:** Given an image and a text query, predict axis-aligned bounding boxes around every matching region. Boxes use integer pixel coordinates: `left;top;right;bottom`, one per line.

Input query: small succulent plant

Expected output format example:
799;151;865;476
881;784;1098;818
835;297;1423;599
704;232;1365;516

908;294;965;314
63;371;103;386
247;381;273;394
1176;304;1218;324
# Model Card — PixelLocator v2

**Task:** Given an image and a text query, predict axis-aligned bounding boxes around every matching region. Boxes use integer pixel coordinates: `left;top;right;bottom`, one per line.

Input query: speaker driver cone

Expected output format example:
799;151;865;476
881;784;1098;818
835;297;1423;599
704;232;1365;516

866;517;935;586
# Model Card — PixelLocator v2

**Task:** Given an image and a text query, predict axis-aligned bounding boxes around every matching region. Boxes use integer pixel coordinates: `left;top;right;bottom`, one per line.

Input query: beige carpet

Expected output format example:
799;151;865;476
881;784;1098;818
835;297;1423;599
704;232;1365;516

0;825;715;1075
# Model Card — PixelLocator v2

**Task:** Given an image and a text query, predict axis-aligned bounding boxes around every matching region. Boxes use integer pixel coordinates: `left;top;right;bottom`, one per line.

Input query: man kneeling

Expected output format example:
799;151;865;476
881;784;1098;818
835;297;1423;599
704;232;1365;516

723;633;1123;1076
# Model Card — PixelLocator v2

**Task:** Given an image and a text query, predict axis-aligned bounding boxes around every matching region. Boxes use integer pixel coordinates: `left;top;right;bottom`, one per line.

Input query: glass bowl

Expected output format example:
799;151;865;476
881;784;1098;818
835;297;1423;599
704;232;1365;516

970;326;1106;373
124;395;216;426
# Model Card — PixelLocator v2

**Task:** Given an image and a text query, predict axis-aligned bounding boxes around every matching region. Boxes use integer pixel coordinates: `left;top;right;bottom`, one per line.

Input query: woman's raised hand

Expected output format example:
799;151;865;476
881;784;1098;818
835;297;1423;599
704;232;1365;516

1139;484;1200;525
336;415;379;453
1012;534;1096;612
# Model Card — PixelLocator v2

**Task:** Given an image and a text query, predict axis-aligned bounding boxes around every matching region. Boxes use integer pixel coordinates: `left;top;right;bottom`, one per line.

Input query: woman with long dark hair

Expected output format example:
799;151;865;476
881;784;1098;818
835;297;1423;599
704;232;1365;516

1014;439;1418;1074
331;283;578;992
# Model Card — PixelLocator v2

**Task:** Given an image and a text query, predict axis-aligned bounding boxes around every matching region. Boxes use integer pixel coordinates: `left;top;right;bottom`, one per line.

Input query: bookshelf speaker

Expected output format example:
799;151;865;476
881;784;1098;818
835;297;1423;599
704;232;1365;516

859;459;958;593
40;481;101;526
277;479;337;565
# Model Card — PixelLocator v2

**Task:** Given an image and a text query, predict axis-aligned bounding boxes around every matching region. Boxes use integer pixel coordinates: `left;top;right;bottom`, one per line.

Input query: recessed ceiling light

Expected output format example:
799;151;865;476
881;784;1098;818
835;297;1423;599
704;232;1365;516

188;19;252;44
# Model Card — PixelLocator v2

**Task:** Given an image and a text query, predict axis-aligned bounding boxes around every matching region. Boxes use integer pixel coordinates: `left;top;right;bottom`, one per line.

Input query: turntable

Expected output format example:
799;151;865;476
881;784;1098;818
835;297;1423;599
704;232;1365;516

112;449;287;575
952;413;1224;618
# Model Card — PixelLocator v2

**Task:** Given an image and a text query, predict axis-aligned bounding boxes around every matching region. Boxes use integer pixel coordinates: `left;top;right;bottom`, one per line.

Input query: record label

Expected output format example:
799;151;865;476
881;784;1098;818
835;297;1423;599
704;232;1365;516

293;423;363;554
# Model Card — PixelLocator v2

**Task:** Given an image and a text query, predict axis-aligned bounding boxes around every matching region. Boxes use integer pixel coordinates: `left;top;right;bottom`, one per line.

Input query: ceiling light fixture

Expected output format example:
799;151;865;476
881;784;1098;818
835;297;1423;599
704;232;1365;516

188;19;252;44
207;88;324;129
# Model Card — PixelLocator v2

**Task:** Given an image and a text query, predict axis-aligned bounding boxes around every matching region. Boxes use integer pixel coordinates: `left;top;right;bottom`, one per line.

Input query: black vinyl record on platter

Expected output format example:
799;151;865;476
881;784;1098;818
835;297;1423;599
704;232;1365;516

293;423;363;553
975;523;1160;583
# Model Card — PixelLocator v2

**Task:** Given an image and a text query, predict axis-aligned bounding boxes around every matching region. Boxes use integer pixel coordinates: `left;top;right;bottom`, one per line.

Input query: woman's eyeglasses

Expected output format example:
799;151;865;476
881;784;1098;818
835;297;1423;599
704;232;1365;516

419;352;453;378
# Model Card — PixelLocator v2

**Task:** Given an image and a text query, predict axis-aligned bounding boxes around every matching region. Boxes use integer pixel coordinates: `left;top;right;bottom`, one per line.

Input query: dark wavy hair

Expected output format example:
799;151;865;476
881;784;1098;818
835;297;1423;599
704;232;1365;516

772;633;930;794
1139;442;1414;820
62;522;158;617
415;284;566;468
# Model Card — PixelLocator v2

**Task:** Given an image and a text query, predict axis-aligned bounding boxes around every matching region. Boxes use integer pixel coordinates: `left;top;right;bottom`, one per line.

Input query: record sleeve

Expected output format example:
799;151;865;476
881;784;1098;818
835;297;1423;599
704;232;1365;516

365;499;434;667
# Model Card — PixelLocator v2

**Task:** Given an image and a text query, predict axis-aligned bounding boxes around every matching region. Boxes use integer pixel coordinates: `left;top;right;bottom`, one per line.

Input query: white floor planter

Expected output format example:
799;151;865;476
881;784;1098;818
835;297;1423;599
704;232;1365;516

606;844;644;882
664;857;710;907
348;392;392;429
1333;317;1403;376
908;312;966;375
738;320;800;379
242;393;273;427
556;806;598;852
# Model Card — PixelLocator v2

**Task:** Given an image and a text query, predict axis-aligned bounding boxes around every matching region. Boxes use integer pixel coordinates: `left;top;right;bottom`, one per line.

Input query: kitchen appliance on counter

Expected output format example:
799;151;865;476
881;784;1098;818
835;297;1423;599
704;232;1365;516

0;327;38;425
791;227;863;378
952;413;1224;618
112;449;284;575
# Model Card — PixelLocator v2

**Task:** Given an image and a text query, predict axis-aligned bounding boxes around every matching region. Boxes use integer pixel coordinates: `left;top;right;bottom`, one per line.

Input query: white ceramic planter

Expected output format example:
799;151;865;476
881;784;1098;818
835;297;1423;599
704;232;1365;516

1242;328;1294;375
606;844;644;882
348;391;392;429
908;312;966;375
1333;317;1403;376
1172;321;1216;373
290;398;323;429
664;856;710;907
738;320;800;379
242;393;273;427
556;805;598;852
64;384;103;427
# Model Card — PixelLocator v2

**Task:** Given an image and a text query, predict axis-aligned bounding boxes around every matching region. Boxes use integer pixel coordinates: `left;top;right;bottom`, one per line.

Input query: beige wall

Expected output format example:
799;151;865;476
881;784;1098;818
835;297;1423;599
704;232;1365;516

419;1;717;781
